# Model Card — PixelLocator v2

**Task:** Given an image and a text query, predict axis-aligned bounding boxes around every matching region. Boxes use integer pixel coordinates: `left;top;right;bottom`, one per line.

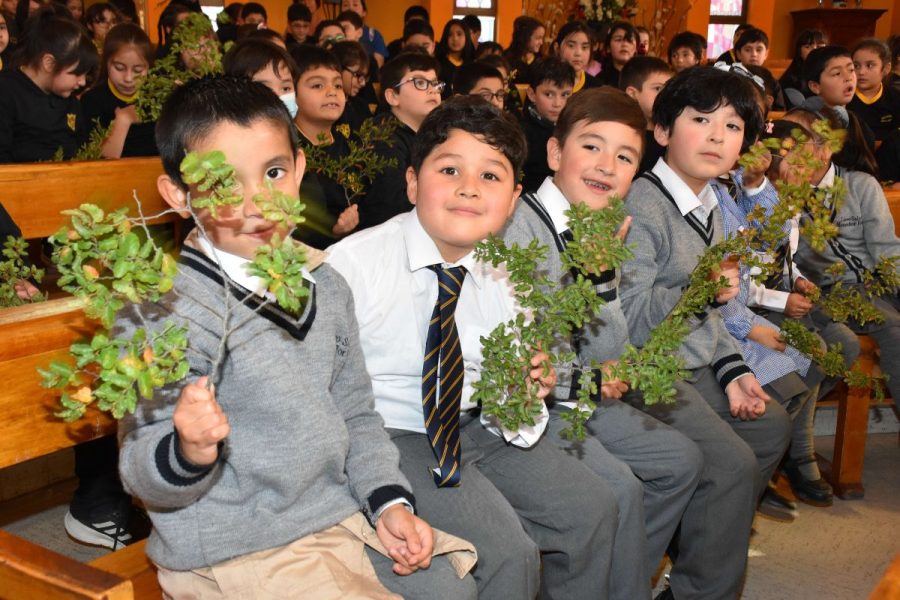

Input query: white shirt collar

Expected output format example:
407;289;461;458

195;234;316;298
402;209;485;289
651;158;717;217
814;162;836;189
535;177;572;234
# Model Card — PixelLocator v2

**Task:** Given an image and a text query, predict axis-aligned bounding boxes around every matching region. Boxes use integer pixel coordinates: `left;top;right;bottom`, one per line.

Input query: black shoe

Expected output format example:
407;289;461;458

654;587;674;600
783;462;833;507
65;503;152;550
757;485;798;522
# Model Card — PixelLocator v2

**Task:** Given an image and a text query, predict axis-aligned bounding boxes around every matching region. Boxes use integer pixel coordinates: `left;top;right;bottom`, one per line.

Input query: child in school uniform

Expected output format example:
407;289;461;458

290;45;359;245
595;21;637;89
501;87;704;600
120;75;476;599
520;57;576;193
0;12;9;71
667;31;704;73
358;52;443;231
619;66;794;599
849;38;900;144
331;40;374;131
81;23;157;158
453;61;507;110
327;96;619;600
0;8;97;162
620;55;672;175
555;20;600;93
435;19;474;95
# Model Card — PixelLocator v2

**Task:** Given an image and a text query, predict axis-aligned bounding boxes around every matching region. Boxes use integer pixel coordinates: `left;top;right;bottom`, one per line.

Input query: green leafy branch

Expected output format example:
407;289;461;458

0;235;45;307
473;199;631;440
303;117;399;205
42;151;309;421
73;119;114;161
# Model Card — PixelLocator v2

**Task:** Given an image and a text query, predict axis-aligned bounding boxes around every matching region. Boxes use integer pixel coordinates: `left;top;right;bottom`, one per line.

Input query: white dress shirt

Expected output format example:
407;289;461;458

651;158;719;220
326;210;549;447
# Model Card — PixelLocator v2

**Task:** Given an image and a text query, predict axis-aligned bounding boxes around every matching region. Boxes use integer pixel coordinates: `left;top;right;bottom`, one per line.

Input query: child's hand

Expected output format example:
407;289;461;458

794;277;817;296
528;352;557;400
332;204;359;236
114;104;139;126
742;141;772;189
784;292;813;318
710;256;740;304
598;216;632;272
725;375;769;421
748;324;786;352
14;279;40;301
600;360;629;399
173;376;229;466
375;504;434;575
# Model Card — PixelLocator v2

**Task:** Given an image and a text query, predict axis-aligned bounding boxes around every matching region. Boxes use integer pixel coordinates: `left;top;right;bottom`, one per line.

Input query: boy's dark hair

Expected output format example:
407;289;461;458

478;52;511;74
289;44;341;79
851;38;890;66
223;38;298;82
380;51;440;102
403;5;429;23
619;55;671;91
313;19;343;44
462;14;481;35
605;21;637;45
109;0;138;23
667;31;704;62
156;1;191;50
745;64;777;100
20;7;98;75
287;3;311;23
244;28;285;44
791;29;827;62
240;2;266;21
403;18;434;42
803;45;851;86
336;10;363;30
733;23;754;39
454;62;503;95
529;56;576;89
653;66;763;150
331;40;368;70
156;75;297;190
476;41;504;60
83;3;120;26
555;20;594;50
734;27;769;51
554;87;646;151
411;95;527;180
437;19;475;63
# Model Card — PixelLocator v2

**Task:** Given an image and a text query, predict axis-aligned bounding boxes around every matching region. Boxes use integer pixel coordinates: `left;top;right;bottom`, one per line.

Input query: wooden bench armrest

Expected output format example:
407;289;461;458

0;529;133;600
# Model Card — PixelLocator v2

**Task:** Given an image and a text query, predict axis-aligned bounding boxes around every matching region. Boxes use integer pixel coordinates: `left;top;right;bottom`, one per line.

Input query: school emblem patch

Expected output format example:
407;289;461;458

67;113;77;131
335;123;350;139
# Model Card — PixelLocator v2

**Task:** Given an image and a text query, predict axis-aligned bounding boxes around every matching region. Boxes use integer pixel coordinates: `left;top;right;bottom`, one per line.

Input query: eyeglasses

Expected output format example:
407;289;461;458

394;77;446;93
343;67;368;83
476;90;506;103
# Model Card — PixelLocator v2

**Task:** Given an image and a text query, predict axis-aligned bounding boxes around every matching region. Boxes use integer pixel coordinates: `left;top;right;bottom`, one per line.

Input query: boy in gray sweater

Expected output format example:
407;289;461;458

117;76;475;599
619;67;793;600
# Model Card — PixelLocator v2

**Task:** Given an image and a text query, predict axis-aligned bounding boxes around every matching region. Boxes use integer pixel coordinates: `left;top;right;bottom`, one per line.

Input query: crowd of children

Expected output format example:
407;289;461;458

1;2;898;598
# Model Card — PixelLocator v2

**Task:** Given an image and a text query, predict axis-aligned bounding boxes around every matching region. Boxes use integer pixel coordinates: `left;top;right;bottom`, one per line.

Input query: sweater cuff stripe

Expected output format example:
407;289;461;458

712;354;744;373
155;431;215;487
718;365;753;388
368;485;416;518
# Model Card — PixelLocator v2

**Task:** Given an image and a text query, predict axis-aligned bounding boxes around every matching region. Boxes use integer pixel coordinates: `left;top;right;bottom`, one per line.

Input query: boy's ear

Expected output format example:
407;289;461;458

40;53;56;74
624;85;640;101
526;86;537;105
157;174;191;218
293;147;307;187
507;182;523;217
653;122;671;148
807;80;821;96
385;86;401;108
405;166;418;206
546;136;562;172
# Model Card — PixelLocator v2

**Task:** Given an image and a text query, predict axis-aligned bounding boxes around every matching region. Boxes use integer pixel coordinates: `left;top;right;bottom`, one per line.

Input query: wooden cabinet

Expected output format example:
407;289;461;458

790;8;887;48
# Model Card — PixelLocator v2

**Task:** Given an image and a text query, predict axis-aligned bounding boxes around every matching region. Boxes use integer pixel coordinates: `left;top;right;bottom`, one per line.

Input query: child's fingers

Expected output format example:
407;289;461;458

615;216;632;241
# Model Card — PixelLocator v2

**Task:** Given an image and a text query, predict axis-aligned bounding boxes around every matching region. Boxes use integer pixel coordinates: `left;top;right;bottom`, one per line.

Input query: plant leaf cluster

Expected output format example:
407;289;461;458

0;235;45;307
302;117;399;205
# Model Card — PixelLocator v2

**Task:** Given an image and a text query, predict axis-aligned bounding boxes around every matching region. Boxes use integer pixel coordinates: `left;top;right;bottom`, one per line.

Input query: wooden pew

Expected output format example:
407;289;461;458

0;158;172;600
820;187;900;499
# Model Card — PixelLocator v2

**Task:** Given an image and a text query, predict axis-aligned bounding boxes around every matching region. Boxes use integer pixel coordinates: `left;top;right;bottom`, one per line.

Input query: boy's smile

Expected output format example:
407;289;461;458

549;120;642;210
406;129;521;262
655;105;745;194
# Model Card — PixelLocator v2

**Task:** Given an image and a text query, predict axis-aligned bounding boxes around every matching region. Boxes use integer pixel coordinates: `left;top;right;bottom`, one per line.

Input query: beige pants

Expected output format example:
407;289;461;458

156;513;476;599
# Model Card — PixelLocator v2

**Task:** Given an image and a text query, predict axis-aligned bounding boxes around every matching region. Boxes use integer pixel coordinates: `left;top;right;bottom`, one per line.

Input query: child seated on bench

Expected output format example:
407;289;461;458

117;75;476;598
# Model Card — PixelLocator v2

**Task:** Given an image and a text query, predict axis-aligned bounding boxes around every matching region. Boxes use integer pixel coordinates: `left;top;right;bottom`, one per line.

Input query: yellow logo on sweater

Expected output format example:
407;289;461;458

335;123;350;139
66;114;77;131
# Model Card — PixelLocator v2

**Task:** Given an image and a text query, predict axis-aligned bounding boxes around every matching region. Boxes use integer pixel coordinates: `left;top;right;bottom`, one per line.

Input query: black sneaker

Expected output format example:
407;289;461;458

65;504;152;550
757;485;798;522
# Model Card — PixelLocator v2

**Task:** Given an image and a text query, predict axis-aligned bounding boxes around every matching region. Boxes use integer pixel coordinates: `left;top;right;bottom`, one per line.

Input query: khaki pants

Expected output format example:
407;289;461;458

157;513;476;599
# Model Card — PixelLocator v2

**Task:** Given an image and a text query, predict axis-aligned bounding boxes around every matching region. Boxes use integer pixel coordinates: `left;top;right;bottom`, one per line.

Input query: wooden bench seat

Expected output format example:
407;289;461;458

0;158;172;599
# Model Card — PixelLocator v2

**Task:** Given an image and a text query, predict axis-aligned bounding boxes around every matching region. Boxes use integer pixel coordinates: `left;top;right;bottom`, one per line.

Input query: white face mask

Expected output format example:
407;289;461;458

280;92;298;118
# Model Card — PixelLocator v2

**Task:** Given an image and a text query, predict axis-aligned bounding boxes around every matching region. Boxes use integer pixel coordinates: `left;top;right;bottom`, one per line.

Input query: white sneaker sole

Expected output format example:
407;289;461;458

64;511;131;550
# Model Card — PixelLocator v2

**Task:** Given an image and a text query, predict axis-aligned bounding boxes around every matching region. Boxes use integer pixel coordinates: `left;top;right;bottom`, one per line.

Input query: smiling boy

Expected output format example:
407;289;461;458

328;96;617;600
119;75;476;599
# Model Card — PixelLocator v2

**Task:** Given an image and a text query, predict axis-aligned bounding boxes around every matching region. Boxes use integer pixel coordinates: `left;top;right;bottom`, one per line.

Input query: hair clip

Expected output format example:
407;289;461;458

712;61;765;92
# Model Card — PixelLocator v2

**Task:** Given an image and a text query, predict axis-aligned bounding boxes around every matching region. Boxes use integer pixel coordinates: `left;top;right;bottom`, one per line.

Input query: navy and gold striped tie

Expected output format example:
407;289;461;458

422;265;467;488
